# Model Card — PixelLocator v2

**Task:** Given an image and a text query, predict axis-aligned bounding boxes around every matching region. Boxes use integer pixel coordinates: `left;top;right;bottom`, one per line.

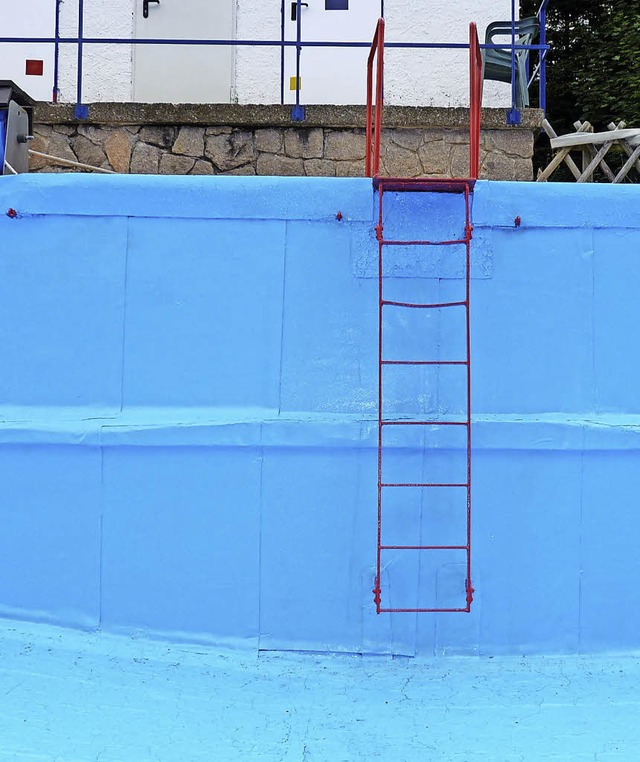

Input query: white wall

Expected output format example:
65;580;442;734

1;0;517;107
0;0;56;101
383;0;512;106
233;0;514;107
235;0;281;104
58;0;134;103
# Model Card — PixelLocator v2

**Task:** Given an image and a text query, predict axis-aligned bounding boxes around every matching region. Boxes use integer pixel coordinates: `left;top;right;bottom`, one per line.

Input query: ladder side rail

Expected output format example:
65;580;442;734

366;19;385;178
464;185;474;609
469;22;482;180
374;181;385;612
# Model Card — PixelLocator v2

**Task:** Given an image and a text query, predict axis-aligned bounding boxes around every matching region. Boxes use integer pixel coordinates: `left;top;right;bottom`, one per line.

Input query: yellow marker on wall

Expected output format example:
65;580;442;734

290;76;302;91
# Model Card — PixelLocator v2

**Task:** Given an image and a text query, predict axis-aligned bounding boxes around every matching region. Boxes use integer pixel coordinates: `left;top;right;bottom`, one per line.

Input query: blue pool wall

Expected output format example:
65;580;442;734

0;174;639;657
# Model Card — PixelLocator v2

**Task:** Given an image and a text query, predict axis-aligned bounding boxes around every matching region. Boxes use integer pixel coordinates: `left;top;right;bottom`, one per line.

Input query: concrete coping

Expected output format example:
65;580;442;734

34;103;544;130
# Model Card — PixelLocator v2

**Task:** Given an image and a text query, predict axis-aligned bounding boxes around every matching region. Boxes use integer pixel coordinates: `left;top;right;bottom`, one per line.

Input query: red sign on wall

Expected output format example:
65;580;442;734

26;60;44;76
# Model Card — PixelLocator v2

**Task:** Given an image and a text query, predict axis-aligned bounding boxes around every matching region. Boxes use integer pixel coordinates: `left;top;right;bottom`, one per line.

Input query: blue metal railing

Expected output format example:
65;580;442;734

0;0;550;124
76;0;85;117
535;0;549;113
510;0;518;123
505;0;549;123
292;0;304;121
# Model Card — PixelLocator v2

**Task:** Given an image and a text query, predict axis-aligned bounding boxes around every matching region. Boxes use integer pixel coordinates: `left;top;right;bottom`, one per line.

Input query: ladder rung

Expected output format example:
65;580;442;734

381;360;468;366
382;299;466;309
380;420;468;426
380;545;468;551
380;482;469;488
379;607;470;613
380;238;467;247
374;177;474;194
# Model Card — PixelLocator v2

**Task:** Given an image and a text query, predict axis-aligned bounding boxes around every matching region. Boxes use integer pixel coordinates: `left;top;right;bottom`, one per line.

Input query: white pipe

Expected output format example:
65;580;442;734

28;150;116;174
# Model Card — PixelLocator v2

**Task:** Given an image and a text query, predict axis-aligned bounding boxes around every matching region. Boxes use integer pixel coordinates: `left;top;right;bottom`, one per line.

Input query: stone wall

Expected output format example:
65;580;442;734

31;104;543;180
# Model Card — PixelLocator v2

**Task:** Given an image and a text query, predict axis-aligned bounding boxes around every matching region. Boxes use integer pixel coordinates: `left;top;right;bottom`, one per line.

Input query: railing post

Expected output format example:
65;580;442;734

539;0;547;114
74;0;89;119
279;0;286;105
291;0;305;121
507;0;521;125
53;0;61;102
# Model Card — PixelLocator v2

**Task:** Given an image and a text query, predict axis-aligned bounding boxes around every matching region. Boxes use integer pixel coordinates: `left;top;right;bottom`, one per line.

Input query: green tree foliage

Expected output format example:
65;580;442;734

577;5;640;126
521;0;640;130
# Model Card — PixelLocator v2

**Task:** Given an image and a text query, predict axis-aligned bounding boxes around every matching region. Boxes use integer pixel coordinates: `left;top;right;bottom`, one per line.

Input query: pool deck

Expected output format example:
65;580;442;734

0;619;638;761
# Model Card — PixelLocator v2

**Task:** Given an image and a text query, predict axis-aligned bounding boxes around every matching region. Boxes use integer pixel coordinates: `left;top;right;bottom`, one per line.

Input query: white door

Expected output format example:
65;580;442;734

284;0;382;105
134;0;234;103
0;0;55;102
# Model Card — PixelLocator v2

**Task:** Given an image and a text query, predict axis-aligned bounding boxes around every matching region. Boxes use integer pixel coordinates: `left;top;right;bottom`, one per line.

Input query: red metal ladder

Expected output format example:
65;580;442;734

367;20;481;613
372;177;474;613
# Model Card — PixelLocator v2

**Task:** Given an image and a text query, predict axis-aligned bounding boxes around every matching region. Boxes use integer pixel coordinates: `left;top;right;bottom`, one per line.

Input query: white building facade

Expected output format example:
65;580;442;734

1;0;514;106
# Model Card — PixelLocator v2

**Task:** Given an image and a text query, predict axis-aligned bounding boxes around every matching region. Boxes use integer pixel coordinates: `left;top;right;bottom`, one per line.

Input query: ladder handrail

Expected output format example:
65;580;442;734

365;18;385;178
366;19;482;180
469;22;482;180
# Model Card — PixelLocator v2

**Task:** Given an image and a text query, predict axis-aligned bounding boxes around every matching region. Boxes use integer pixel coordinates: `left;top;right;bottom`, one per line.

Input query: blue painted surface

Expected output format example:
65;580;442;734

0;174;639;655
2;618;640;762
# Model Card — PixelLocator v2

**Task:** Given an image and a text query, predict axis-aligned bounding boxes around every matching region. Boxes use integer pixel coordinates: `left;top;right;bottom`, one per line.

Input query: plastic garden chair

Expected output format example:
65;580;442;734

482;17;540;108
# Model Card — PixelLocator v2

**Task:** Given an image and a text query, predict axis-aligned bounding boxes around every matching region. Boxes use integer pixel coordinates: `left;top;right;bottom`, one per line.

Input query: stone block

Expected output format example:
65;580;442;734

34;124;53;137
139;126;177;148
487;129;533;159
324;131;366;161
172;127;205;157
422;128;448;143
77;124;111;146
35;165;71;174
444;129;471;145
205;126;233;136
381;140;420;177
72;135;107;168
256;154;304;176
28;135;50;171
189;159;214;175
104;129;133;174
36;133;79;172
130;142;160;174
513;157;533;181
223;165;257;176
205;131;256;171
450;143;470;177
159;153;196;175
481;153;533;181
335;160;364;177
284;128;323;159
387;129;422;152
255;128;284;154
304;159;336;177
418;139;451;175
76;125;107;144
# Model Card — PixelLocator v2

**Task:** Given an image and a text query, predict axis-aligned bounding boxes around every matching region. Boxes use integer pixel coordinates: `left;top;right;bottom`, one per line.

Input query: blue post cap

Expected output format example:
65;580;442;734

291;105;306;122
74;104;90;120
507;107;521;126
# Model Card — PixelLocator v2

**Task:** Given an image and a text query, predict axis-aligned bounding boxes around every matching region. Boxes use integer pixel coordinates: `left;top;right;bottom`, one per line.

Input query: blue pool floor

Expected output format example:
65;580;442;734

0;619;639;762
